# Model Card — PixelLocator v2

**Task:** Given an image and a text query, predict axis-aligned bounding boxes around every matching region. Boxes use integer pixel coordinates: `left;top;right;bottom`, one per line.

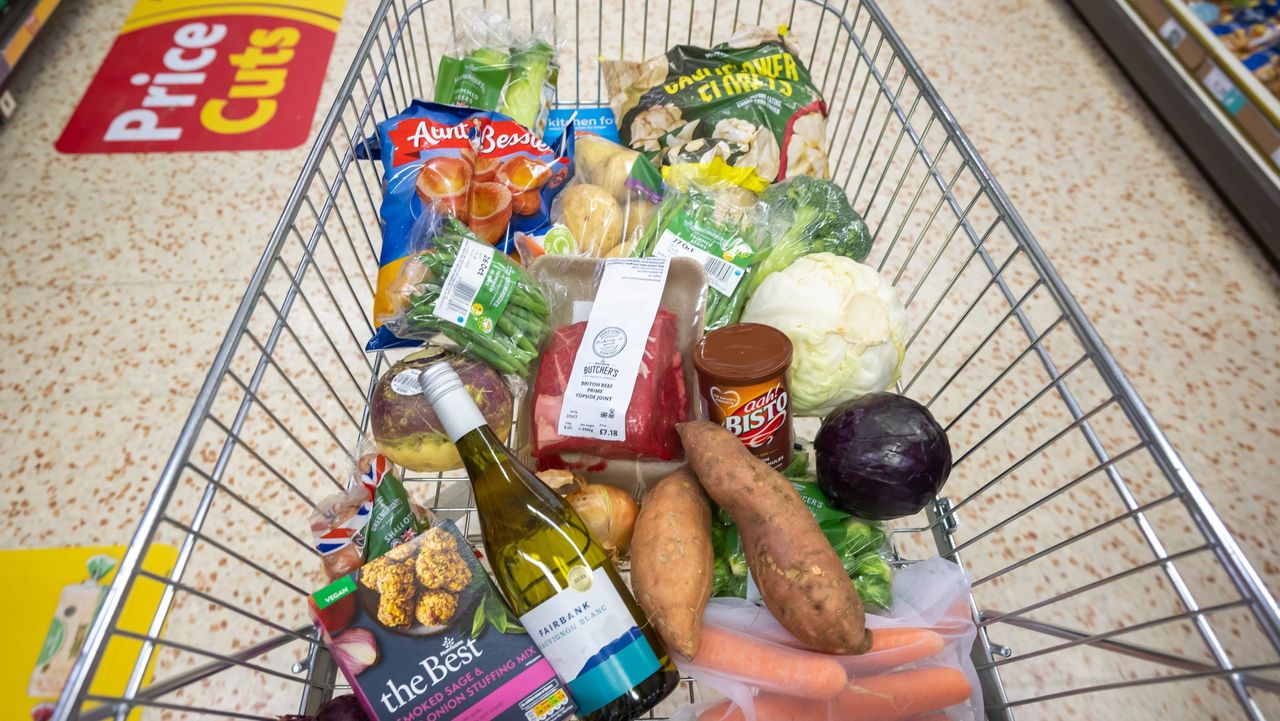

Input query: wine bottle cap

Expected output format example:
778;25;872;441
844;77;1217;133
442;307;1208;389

419;361;488;442
419;361;464;405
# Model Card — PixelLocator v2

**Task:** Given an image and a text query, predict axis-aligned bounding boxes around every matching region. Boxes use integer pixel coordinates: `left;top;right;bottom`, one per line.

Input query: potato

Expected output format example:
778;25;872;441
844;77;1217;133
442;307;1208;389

630;466;713;659
677;421;870;654
560;183;623;256
576;134;624;180
597;150;639;201
605;240;637;258
577;134;640;201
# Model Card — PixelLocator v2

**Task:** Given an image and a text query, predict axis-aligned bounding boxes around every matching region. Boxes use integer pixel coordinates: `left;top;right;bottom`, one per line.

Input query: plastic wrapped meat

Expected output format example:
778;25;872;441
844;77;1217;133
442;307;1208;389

532;309;687;466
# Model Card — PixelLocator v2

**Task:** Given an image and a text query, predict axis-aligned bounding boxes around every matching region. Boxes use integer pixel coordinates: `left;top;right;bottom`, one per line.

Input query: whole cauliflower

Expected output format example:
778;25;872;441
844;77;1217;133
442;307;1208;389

742;253;907;416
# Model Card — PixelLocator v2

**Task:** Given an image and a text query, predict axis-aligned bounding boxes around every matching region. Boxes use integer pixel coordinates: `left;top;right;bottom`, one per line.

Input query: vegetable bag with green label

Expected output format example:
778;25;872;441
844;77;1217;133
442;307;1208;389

382;212;551;376
434;7;559;135
601;25;829;191
630;181;760;330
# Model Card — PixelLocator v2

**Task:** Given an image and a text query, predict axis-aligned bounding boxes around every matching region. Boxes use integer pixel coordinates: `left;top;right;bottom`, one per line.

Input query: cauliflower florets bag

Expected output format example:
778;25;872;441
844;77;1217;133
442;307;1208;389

601;25;830;191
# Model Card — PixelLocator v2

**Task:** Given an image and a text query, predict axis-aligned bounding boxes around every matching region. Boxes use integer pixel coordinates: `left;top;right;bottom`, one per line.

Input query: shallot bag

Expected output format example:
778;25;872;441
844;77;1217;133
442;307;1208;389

673;557;983;721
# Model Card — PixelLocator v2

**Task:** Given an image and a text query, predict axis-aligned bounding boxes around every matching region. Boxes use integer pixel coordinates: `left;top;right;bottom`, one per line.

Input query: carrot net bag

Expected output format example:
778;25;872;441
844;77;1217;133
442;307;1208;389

672;556;983;721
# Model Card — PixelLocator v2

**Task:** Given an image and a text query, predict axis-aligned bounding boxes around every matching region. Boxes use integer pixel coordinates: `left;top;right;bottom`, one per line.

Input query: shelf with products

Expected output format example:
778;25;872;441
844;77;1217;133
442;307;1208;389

0;0;64;115
1070;0;1280;255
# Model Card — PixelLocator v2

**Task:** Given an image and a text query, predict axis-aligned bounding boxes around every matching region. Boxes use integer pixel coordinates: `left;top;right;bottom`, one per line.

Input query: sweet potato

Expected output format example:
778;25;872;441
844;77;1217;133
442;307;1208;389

630;465;714;658
677;421;870;654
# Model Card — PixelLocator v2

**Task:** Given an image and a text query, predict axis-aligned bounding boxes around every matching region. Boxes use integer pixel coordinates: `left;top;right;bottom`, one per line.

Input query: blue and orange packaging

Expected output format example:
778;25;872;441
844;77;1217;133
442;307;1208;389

310;519;577;721
364;101;574;351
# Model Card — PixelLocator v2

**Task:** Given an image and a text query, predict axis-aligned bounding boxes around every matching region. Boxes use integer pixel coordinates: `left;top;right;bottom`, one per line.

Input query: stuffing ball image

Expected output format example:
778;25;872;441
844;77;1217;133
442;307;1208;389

416;590;459;626
416;548;472;593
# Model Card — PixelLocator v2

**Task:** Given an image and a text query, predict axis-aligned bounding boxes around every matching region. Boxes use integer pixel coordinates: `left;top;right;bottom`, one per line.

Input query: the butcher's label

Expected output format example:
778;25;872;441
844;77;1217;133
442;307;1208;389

56;0;346;153
557;258;670;442
651;211;753;296
433;239;518;337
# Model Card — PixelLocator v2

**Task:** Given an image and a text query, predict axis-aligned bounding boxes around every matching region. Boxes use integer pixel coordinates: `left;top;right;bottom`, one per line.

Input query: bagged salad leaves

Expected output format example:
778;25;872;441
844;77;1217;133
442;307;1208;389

434;7;560;135
381;211;551;376
364;101;574;350
602;25;829;191
516;133;665;259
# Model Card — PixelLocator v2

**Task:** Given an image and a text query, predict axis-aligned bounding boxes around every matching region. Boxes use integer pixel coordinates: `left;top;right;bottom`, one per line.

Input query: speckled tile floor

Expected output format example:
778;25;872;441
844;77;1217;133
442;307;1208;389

2;0;1278;719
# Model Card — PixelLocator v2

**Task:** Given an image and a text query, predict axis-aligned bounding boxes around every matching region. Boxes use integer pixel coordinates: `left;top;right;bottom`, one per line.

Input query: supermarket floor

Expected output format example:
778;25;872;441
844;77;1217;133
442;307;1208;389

1;0;1278;718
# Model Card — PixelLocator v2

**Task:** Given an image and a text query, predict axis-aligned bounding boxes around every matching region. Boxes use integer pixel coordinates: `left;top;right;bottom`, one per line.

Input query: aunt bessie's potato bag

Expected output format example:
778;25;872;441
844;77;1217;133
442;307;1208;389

363;101;574;350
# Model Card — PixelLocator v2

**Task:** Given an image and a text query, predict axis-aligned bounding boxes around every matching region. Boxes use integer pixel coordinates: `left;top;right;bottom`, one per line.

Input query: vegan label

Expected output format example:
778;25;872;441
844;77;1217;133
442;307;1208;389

518;566;661;714
651;211;752;296
435;239;519;337
313;576;356;609
557;258;669;442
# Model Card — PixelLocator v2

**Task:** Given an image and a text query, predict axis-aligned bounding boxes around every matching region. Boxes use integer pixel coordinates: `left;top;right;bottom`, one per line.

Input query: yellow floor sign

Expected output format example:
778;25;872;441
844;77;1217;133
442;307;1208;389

1;545;179;720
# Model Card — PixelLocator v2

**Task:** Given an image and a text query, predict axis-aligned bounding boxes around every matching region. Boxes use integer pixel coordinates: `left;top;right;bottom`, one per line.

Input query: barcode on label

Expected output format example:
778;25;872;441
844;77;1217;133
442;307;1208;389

652;228;745;296
702;256;739;287
443;279;479;321
432;240;495;329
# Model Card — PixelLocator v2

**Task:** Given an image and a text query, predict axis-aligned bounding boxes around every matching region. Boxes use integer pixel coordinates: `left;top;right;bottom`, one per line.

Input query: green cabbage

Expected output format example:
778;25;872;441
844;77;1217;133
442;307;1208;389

741;252;907;417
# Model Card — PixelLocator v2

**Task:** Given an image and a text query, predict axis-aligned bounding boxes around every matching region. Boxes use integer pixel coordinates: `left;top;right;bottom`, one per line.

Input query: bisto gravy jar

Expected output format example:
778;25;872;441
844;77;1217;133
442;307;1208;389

692;323;794;470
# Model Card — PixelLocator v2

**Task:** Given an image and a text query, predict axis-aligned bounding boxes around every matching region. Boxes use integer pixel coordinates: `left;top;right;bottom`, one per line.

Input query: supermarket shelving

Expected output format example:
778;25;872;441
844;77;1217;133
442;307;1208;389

1069;0;1280;256
0;0;64;120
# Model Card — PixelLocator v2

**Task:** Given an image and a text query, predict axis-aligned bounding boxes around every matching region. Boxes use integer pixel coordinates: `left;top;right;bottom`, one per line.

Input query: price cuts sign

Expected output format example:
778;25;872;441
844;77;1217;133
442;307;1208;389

56;0;346;153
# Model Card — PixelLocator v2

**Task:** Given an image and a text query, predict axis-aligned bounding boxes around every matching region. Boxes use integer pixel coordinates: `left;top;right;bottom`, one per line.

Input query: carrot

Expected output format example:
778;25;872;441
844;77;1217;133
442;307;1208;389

696;695;821;721
835;668;971;720
906;714;951;721
842;627;945;673
693;625;848;699
695;668;970;721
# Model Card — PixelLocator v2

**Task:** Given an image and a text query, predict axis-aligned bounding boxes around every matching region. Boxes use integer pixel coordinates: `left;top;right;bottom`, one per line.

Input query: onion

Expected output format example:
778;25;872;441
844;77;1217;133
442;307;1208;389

538;471;639;559
276;694;370;721
331;628;379;676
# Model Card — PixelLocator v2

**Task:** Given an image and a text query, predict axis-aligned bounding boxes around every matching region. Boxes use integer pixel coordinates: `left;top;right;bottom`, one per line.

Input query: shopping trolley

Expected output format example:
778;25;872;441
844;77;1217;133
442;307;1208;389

51;1;1280;719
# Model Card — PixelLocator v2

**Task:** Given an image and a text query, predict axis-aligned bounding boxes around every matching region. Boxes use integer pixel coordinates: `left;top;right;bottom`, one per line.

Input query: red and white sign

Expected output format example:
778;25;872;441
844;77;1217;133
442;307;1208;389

56;0;345;153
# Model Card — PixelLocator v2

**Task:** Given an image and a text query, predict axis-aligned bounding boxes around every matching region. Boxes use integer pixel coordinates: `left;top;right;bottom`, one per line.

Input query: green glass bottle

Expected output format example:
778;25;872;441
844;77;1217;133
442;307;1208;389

419;361;679;721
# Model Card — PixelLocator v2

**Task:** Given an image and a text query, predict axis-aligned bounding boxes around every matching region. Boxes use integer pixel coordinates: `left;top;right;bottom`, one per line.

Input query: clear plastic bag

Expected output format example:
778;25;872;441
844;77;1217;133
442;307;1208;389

380;210;552;377
747;175;873;296
309;445;433;580
520;255;708;495
515;132;664;260
434;7;561;135
674;557;983;721
601;25;830;189
630;177;761;330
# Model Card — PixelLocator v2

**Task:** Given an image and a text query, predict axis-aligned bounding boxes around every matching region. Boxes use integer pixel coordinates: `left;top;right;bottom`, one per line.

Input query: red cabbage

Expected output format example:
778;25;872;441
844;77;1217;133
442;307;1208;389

814;393;952;520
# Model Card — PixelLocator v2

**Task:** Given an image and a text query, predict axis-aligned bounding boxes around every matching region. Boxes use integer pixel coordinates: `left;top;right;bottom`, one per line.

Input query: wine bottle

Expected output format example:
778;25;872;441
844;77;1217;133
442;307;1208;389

419;361;679;721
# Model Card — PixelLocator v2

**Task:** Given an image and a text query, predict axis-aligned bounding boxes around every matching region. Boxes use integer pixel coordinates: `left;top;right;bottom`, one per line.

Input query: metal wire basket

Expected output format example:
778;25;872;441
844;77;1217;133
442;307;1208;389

51;0;1280;719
